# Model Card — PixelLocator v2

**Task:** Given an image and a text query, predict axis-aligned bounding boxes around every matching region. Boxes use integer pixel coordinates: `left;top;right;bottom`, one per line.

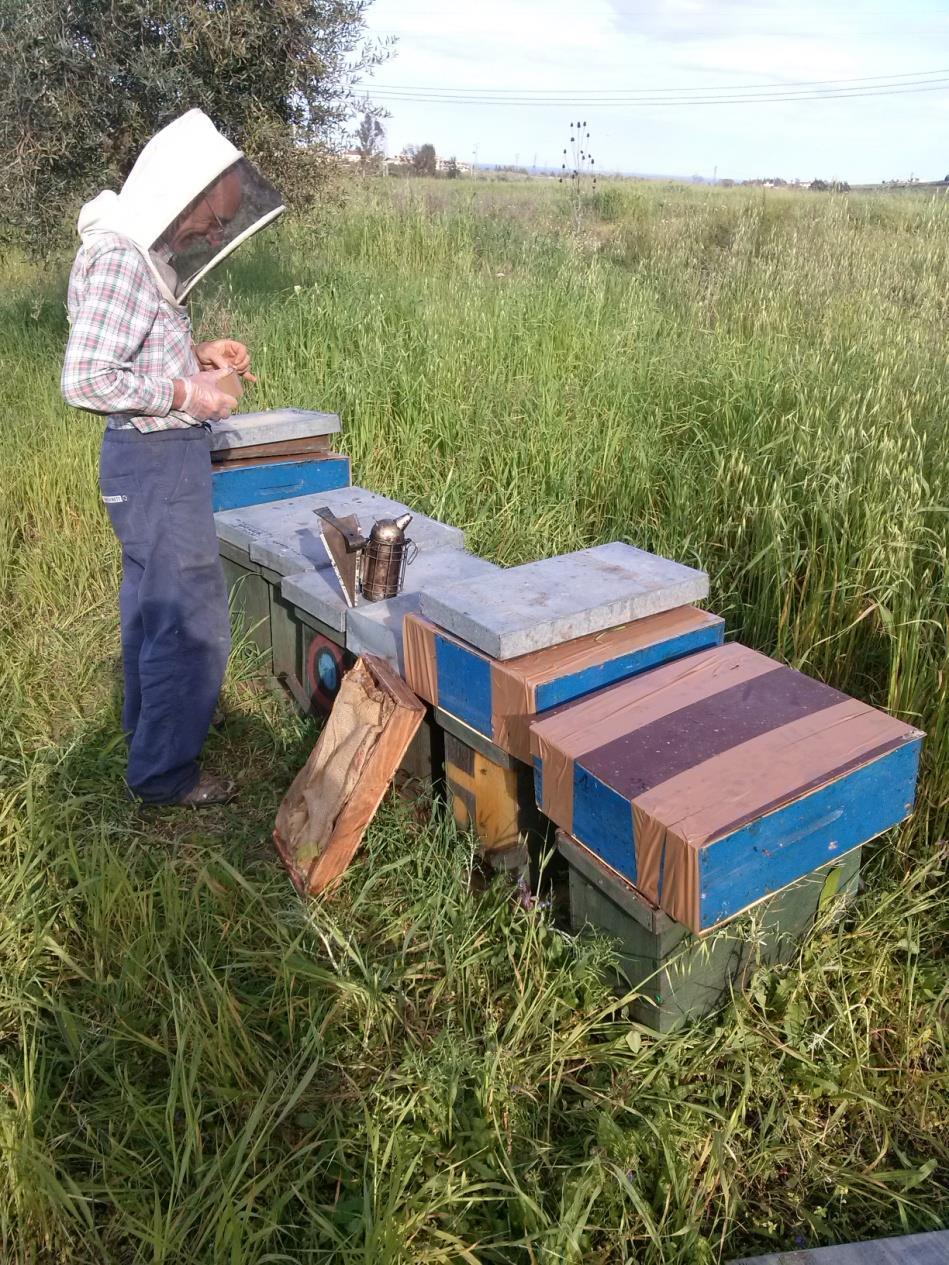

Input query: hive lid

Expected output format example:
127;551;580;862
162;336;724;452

420;542;709;659
208;408;341;451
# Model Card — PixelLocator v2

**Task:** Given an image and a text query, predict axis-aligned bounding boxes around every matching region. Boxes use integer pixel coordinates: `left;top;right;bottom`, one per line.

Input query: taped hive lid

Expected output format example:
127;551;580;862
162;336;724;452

529;641;924;934
420;542;709;659
208;408;340;451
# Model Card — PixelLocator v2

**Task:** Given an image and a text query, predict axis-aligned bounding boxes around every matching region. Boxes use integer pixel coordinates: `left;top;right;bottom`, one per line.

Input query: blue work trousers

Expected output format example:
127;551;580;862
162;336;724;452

99;426;230;802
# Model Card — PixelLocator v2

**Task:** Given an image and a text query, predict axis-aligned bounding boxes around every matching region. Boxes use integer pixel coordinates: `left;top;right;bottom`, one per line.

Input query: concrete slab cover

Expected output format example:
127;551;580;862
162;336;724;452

345;550;502;673
243;487;465;578
729;1229;949;1265
208;408;341;450
281;566;351;634
420;542;710;659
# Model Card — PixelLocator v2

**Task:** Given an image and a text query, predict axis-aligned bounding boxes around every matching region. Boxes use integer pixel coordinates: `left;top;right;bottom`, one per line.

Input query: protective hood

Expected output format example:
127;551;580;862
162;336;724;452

77;109;285;306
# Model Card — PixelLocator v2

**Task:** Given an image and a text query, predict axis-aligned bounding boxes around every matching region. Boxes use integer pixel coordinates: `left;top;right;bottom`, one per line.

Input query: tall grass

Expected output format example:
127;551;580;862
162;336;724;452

0;179;946;1262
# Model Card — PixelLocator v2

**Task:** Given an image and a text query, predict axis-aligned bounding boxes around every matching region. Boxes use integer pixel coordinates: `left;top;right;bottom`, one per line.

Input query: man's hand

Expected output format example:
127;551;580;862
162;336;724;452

175;368;238;422
195;339;256;383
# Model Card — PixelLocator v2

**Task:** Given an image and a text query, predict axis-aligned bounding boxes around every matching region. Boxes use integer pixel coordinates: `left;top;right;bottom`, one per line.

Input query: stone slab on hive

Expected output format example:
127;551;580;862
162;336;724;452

420;542;709;659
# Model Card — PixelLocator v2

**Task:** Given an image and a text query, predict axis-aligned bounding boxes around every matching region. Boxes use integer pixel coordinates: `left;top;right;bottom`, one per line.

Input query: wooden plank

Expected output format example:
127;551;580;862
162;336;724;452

444;731;544;858
210;456;351;512
698;738;921;927
435;634;494;735
273;656;425;895
473;752;521;852
405;607;724;764
730;1230;949;1265
435;706;517;769
208;408;341;451
560;828;863;1032
530;643;924;935
211;435;331;464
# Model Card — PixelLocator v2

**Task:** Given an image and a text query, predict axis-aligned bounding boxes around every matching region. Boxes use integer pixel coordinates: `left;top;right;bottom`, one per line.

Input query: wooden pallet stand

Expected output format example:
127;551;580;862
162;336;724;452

557;830;861;1032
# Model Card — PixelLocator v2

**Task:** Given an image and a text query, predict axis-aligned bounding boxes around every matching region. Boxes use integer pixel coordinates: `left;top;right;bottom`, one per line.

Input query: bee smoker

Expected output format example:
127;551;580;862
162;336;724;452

315;507;417;606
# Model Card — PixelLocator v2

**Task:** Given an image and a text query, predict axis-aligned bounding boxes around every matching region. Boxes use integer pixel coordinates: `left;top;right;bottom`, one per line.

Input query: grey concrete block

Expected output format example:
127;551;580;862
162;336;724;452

208;408;340;451
345;549;502;673
420;542;710;659
240;487;465;578
281;566;350;634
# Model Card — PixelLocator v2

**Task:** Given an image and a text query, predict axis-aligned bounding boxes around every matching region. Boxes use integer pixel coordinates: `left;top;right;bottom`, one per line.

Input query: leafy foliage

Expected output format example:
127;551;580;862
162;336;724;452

355;111;386;166
0;0;384;249
409;143;438;177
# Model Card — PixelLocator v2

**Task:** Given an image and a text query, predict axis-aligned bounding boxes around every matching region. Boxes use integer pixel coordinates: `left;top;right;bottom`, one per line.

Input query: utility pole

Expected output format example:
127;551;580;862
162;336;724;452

472;143;479;173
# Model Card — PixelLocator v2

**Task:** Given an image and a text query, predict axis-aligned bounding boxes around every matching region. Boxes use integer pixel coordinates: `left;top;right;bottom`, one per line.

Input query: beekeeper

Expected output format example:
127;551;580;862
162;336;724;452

62;110;285;806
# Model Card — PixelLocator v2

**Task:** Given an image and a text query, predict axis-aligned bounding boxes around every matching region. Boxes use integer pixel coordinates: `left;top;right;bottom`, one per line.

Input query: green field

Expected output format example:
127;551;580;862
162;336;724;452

1;178;946;1263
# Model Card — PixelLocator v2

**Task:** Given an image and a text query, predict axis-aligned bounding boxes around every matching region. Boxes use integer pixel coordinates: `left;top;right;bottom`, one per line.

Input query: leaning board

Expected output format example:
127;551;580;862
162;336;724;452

530;643;924;934
404;606;725;764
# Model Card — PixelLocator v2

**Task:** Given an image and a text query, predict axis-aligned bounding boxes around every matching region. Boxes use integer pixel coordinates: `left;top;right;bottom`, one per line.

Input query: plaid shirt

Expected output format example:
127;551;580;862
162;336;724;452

62;233;200;432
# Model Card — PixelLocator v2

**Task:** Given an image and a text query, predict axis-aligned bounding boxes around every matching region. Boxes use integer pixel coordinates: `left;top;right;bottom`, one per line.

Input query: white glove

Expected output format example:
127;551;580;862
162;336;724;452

180;368;237;422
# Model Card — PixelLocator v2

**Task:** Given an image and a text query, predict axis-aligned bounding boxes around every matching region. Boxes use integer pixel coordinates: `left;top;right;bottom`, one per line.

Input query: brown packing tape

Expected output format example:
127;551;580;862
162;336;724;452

490;666;536;763
529;642;775;764
632;804;699;929
530;643;767;838
636;698;920;848
490;607;721;764
402;614;439;706
629;701;921;933
534;728;577;836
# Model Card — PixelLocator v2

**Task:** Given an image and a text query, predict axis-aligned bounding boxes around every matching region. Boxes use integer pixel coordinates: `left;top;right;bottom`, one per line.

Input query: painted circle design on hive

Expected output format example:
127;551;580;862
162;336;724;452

305;633;346;714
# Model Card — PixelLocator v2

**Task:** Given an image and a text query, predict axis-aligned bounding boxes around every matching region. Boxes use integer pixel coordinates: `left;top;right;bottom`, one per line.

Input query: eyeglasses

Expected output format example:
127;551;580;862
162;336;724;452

205;201;231;235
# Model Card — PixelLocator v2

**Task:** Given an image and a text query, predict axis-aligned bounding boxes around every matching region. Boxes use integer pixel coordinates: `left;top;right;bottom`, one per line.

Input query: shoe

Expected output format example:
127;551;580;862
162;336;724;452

172;772;237;807
212;705;226;729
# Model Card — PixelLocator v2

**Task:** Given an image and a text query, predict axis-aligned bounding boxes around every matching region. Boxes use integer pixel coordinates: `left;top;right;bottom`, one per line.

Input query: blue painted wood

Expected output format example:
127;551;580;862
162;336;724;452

544;739;921;933
435;633;493;737
211;456;350;512
572;765;637;884
699;738;922;928
534;619;725;712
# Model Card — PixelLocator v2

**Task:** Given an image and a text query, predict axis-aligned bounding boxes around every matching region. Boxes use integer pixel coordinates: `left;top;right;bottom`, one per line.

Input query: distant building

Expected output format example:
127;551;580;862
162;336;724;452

340;149;363;164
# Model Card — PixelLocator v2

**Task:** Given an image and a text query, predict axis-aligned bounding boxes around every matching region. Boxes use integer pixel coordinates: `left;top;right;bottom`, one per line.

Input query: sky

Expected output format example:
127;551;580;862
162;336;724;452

356;0;949;182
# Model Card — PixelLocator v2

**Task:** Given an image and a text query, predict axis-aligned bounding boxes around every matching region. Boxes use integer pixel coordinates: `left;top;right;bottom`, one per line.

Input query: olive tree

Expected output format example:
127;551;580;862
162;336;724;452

0;0;386;248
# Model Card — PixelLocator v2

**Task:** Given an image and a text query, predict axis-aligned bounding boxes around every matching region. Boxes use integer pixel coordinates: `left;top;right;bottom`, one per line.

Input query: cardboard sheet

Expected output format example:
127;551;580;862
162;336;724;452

273;656;425;894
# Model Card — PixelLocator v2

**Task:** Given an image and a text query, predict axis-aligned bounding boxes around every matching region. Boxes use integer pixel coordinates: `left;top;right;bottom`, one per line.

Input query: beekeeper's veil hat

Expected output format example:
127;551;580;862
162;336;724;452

77;109;285;305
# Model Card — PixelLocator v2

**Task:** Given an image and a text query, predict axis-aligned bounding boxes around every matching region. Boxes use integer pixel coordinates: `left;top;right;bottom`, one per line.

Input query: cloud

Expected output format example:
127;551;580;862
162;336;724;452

361;0;949;181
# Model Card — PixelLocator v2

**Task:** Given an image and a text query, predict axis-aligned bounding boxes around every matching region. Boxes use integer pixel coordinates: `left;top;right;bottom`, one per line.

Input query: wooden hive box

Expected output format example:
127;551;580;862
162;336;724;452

404;606;725;764
208;409;349;512
531;643;924;935
557;830;862;1031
